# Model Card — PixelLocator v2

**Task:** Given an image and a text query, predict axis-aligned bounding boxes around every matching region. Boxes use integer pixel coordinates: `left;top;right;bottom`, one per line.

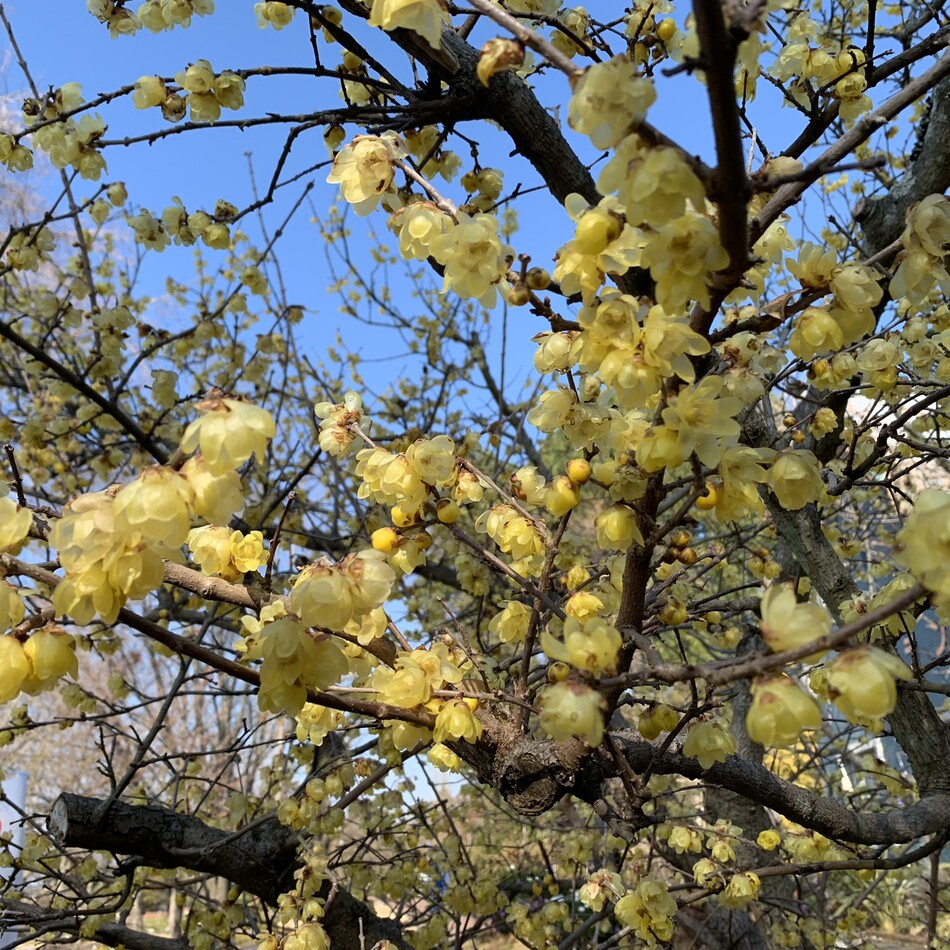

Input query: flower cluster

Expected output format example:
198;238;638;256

240;603;349;716
187;526;266;579
134;60;244;124
180;396;276;475
475;505;545;575
428;212;514;308
372;642;463;708
613;877;677;944
314;391;368;458
326;132;406;216
28;100;107;181
890;195;950;311
0;628;78;703
291;550;395;633
568;57;656;149
49;489;167;624
553;195;643;302
356;435;457;517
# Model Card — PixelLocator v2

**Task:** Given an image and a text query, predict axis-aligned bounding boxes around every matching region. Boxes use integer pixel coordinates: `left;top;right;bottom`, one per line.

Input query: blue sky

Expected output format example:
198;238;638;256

0;1;863;406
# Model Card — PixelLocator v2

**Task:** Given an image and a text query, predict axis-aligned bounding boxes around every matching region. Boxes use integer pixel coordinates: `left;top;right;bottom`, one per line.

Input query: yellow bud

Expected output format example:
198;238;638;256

508;284;531;306
658;600;687;625
638;710;662;740
371;527;399;553
436;498;460;524
696;482;719;510
547;661;570;683
566;458;592;485
412;529;433;551
391;504;421;527
678;547;698;565
525;267;551;290
574;210;622;255
657;18;676;41
670;529;691;548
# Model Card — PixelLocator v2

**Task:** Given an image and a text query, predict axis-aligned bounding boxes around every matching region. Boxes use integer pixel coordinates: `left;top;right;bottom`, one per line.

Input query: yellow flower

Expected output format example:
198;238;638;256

389;202;454;261
113;466;194;547
682;719;735;769
540;617;621;673
428;743;462;772
539;682;605;746
640;211;728;311
595;504;643;551
757;829;781;851
579;870;623;911
488;601;532;643
433;699;483;743
181;455;244;523
178;59;215;95
720;872;760;909
746;674;821;747
823;646;911;723
230;530;266;574
568;58;656;149
291;562;352;631
598;135;707;229
614;878;677;943
255;618;349;716
545;475;581;516
132;75;166;109
213;71;245;110
768;449;823;510
895;490;950;599
476;505;544;562
0;635;29;702
428;212;514;308
326;132;405;216
0;581;25;630
759;583;831;656
368;0;448;49
180;397;276;476
641;375;742;472
22;629;78;692
0;497;32;551
789;306;844;361
714;444;774;522
255;1;295;29
187;525;234;576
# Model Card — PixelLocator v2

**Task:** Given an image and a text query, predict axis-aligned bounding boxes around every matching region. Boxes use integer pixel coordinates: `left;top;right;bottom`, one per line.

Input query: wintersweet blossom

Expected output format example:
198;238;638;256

539;682;605;746
326;133;406;216
428;212;513;307
568;58;656;149
821;646;911;723
0;497;32;551
759;583;831;656
368;0;448;49
540;617;622;673
746;674;821;747
895;489;950;599
682;719;735;769
768;449;823;509
180;397;276;475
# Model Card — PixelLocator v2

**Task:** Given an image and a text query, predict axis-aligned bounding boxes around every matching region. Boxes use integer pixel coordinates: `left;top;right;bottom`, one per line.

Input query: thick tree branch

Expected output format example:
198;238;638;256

47;793;413;950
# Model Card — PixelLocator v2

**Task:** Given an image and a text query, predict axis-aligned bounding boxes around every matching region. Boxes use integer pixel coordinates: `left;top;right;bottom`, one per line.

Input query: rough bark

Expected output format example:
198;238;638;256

47;793;413;950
